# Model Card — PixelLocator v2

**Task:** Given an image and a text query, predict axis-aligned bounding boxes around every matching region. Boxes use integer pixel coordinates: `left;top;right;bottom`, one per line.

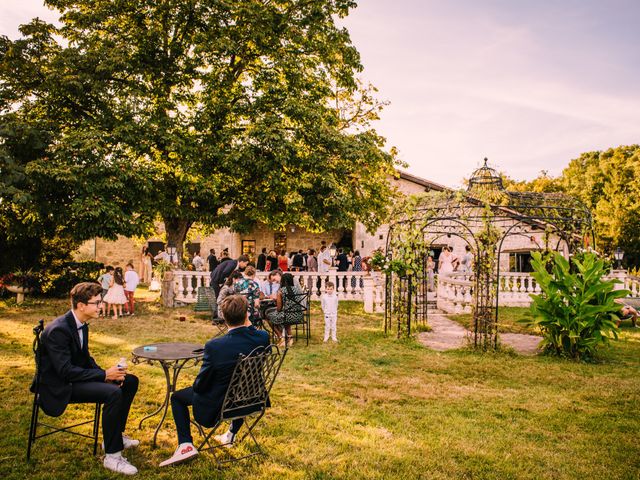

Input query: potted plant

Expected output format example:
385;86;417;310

0;269;39;304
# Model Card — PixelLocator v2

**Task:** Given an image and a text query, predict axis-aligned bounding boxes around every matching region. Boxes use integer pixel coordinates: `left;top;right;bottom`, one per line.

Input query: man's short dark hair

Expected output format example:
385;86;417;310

70;282;103;309
106;266;114;272
220;295;248;326
237;254;250;263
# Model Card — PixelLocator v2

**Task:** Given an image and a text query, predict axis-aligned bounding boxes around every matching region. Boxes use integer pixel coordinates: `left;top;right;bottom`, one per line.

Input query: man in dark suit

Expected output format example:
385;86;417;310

159;295;270;467
209;254;249;298
36;282;140;475
256;247;267;272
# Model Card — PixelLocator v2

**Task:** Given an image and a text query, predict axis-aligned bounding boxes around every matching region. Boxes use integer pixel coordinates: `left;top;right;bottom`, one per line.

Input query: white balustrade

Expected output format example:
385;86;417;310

171;270;385;312
171;268;638;312
625;276;640;297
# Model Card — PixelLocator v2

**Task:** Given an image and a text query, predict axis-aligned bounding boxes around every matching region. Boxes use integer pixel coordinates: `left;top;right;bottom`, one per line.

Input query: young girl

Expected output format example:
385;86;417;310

321;281;339;343
103;267;127;319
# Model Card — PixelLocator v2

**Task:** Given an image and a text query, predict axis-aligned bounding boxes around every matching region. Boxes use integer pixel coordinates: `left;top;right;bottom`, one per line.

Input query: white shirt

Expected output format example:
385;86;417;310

321;292;338;315
72;310;84;349
317;249;332;273
260;280;280;297
154;251;170;262
192;255;205;271
124;270;140;292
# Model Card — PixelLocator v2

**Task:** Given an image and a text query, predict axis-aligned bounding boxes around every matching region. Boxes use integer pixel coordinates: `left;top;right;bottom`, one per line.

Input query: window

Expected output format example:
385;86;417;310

242;240;256;262
147;241;165;257
274;233;287;254
185;242;201;256
509;252;534;272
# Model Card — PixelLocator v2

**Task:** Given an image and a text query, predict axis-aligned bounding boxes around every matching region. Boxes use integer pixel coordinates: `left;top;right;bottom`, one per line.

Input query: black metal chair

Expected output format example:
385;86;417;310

194;344;286;465
197;286;228;335
27;320;102;461
271;290;311;346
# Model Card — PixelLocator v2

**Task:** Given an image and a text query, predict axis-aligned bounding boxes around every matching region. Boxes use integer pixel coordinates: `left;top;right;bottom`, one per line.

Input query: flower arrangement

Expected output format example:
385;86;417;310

0;269;39;290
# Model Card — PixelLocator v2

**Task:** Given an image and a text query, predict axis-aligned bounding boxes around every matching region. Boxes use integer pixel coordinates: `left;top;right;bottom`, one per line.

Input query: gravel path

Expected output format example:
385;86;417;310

417;312;542;355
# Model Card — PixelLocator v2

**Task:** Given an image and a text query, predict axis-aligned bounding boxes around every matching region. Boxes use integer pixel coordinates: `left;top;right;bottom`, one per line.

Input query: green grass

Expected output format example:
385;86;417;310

1;293;639;479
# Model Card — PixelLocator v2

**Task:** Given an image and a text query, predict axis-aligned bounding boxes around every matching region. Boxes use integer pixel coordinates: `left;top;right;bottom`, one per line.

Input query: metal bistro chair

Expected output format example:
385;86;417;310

198;286;227;336
27;320;102;461
194;344;286;465
281;290;311;346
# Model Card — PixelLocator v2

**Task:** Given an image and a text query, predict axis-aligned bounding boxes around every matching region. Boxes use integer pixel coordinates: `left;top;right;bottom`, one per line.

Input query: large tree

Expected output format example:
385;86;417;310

0;0;399;259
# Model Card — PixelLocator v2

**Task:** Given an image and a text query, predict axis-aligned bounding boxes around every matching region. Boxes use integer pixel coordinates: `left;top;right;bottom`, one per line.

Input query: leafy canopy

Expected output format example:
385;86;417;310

1;0;399;252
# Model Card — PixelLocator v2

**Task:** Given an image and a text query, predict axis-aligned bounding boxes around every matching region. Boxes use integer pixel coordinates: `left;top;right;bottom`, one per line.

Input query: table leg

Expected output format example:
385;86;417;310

138;361;172;447
137;358;193;447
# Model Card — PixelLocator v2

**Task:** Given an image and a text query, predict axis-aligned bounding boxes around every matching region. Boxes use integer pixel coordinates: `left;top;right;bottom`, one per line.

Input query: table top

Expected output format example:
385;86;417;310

132;342;204;361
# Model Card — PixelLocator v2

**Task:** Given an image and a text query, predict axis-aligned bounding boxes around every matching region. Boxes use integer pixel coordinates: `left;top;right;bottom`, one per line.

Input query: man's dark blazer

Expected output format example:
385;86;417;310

32;311;105;417
210;259;238;287
256;253;267;272
191;325;270;427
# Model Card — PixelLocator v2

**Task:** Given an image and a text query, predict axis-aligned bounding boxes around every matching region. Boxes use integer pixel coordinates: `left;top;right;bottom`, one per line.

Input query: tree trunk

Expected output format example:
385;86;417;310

163;217;192;267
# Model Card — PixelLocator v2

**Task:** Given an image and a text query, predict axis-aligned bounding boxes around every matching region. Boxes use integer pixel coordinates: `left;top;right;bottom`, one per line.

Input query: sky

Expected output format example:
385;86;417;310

2;0;639;188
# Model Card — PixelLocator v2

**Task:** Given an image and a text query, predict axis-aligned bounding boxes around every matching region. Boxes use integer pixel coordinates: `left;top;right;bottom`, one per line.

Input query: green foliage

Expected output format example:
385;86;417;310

502;145;640;268
39;261;104;297
0;1;400;258
524;251;627;360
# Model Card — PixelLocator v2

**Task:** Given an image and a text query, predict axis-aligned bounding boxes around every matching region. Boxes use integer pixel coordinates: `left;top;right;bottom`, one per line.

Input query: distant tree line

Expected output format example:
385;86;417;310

504;145;640;269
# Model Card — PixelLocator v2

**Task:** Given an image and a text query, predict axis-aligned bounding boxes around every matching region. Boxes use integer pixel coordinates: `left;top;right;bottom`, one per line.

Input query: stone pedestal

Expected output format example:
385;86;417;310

6;285;33;304
162;271;175;308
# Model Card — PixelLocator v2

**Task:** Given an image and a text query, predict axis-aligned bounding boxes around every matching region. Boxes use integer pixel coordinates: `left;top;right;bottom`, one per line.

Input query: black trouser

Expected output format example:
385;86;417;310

70;374;139;454
171;387;244;445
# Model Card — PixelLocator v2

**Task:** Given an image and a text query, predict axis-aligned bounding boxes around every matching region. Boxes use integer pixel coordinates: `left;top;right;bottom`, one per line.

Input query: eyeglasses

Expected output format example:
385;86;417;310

85;300;103;306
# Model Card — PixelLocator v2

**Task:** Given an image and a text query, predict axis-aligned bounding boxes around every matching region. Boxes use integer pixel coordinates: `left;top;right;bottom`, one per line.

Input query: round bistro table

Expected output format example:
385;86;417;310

131;342;204;447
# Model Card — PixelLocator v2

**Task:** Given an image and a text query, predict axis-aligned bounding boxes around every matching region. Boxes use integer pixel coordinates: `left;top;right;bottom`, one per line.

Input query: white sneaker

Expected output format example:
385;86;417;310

102;434;140;451
104;453;138;475
123;434;140;449
213;430;235;449
159;443;199;467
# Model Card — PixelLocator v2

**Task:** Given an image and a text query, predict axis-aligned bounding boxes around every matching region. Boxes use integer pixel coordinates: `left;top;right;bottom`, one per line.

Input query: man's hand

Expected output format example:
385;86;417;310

105;365;126;383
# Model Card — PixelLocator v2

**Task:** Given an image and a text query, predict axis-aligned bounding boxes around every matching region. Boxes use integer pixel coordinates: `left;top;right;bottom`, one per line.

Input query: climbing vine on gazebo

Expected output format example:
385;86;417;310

384;160;594;350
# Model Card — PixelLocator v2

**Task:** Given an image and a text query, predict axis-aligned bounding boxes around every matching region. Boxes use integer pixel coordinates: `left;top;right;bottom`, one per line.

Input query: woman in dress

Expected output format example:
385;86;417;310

266;250;278;271
103;267;128;319
438;247;455;276
278;249;289;272
143;249;153;283
351;250;363;290
427;256;435;292
265;273;303;347
234;266;263;326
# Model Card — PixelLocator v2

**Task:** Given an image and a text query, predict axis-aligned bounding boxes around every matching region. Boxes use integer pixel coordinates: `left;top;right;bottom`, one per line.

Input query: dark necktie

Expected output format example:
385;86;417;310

77;324;88;349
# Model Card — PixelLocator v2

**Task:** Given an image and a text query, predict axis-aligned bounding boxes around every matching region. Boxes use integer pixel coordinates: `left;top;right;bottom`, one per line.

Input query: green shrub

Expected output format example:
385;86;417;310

39;261;104;297
523;251;627;360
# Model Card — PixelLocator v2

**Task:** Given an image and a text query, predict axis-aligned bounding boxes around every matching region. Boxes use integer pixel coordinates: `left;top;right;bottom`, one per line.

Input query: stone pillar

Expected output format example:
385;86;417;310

363;274;374;313
609;269;627;291
162;271;175;308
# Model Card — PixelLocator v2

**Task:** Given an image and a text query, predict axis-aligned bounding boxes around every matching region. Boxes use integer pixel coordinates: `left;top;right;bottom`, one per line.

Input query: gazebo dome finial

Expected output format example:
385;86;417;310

468;157;504;192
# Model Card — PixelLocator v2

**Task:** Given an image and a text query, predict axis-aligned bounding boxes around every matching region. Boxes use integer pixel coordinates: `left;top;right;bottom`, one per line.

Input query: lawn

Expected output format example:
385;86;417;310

1;291;639;479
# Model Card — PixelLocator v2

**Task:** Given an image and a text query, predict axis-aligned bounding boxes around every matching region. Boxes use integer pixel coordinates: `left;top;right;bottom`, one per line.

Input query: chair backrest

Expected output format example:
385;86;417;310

281;290;310;324
219;344;286;421
31;319;45;394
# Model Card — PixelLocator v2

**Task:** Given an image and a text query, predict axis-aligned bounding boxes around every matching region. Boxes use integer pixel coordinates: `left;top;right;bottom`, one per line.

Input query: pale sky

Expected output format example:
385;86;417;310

2;0;639;187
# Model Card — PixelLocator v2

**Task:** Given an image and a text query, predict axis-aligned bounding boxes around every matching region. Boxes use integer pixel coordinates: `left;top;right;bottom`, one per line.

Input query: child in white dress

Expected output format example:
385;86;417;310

103;267;127;319
321;282;339;343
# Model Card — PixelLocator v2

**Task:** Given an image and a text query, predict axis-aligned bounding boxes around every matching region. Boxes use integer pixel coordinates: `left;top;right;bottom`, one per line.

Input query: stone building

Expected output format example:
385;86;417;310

75;170;553;274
